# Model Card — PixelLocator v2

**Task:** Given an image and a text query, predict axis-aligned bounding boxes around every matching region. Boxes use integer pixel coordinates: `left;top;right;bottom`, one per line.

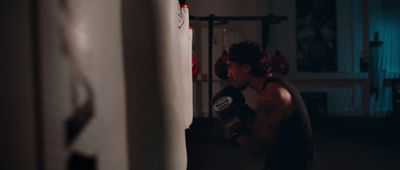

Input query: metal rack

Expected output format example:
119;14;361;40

189;14;287;118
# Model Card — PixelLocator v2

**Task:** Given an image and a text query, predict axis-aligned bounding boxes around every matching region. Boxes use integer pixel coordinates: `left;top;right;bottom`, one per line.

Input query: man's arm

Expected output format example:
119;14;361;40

236;83;294;160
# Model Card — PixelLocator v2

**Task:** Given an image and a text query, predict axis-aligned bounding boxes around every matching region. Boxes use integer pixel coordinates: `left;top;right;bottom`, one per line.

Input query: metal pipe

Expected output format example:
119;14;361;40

208;14;214;119
261;17;269;52
190;14;287;22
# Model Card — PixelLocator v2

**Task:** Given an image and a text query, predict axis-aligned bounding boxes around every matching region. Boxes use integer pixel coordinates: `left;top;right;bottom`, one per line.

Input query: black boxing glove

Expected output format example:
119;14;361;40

225;104;256;139
211;86;255;140
212;85;244;118
237;104;256;127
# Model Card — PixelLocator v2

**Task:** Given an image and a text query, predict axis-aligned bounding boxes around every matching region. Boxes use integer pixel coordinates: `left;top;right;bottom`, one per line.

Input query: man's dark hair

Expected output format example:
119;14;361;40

228;41;265;76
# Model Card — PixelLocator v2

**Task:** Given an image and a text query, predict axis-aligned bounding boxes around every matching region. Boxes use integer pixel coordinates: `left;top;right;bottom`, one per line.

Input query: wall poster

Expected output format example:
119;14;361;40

296;0;337;72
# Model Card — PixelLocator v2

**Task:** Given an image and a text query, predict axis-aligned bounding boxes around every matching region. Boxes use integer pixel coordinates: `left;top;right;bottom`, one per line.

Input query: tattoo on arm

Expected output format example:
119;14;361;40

249;86;292;152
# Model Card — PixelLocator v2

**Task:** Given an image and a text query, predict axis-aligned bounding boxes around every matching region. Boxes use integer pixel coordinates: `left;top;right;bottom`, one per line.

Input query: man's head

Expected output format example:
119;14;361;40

227;41;265;88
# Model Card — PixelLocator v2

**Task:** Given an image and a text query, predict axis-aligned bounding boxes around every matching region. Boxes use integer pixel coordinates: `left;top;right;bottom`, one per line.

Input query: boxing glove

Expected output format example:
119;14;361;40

237;104;256;127
211;86;255;139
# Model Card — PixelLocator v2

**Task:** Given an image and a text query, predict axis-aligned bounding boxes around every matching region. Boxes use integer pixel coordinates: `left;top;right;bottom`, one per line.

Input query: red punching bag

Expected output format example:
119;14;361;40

192;54;200;78
271;50;289;75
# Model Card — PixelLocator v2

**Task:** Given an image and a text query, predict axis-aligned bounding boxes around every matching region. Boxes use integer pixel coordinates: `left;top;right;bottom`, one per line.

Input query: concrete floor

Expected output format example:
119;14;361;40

186;116;400;170
312;116;400;170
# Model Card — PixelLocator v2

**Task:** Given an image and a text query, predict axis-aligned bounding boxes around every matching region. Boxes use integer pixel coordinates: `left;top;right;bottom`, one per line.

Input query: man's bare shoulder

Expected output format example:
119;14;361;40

258;82;294;119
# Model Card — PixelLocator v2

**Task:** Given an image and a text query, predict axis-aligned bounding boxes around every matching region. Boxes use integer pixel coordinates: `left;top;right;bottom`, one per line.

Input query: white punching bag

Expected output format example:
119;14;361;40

122;0;191;170
179;3;194;129
39;0;129;170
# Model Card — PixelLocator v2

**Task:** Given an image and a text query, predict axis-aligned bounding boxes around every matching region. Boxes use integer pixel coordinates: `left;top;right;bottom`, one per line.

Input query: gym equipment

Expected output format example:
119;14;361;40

214;51;229;80
211;85;256;139
271;50;289;75
192;54;200;77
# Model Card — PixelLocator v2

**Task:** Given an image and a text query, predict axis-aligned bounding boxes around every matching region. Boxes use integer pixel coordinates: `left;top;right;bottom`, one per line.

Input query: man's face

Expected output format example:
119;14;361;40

227;60;251;88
